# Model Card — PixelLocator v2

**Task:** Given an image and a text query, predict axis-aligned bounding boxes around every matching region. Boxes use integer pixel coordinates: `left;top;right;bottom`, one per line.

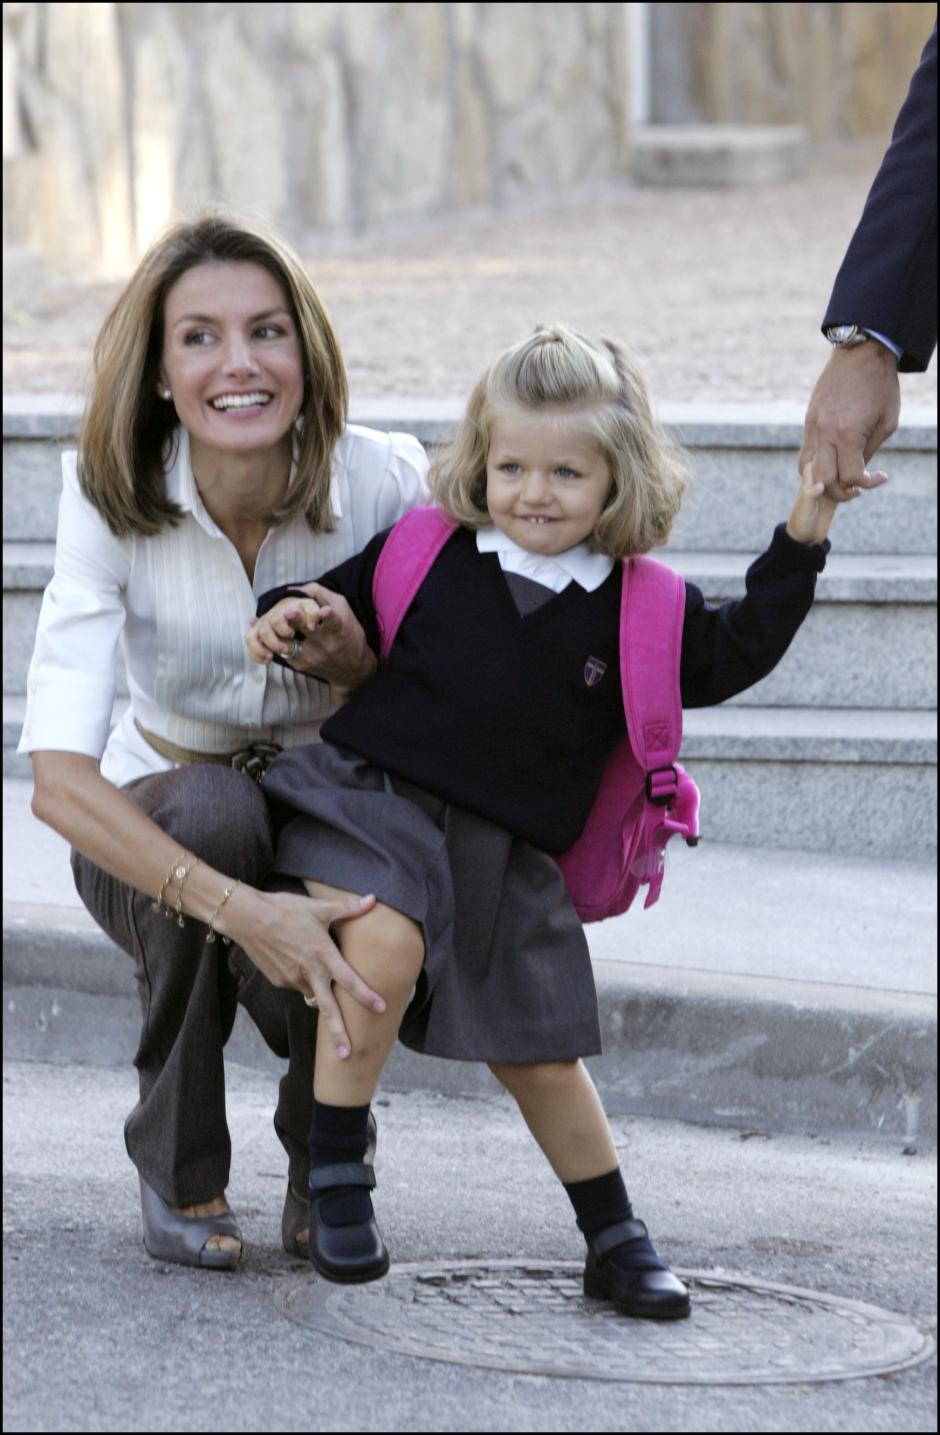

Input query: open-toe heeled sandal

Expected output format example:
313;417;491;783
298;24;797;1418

282;1182;310;1259
139;1175;243;1270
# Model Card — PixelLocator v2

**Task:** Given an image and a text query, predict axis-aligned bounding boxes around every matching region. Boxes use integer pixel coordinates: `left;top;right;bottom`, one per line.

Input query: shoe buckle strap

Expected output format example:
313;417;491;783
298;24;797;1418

590;1217;649;1257
309;1161;377;1195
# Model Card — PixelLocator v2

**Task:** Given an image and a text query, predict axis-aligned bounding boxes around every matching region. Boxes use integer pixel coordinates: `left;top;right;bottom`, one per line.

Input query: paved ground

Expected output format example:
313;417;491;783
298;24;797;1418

2;1059;936;1434
3;141;936;409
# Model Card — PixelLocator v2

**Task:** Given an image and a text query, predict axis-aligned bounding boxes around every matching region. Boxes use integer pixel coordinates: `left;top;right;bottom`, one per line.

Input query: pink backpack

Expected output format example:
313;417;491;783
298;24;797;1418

372;507;700;922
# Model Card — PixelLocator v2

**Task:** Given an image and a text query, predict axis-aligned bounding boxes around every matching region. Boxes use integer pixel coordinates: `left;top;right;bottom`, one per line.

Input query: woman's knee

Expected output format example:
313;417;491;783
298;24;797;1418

135;766;274;879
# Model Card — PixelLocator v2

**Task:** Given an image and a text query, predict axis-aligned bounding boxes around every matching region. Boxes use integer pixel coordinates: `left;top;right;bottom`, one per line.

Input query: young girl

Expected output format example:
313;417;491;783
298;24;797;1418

247;325;882;1318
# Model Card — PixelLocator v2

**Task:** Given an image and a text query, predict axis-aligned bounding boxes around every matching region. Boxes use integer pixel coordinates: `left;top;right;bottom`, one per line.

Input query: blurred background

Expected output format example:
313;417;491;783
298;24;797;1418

2;0;937;403
3;2;937;861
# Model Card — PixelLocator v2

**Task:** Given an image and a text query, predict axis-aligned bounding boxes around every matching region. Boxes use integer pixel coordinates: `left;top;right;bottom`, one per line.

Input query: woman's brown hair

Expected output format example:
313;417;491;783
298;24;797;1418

78;214;348;536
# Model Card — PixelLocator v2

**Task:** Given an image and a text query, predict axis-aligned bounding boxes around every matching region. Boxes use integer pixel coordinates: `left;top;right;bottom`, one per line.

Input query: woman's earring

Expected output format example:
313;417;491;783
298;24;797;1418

162;388;172;401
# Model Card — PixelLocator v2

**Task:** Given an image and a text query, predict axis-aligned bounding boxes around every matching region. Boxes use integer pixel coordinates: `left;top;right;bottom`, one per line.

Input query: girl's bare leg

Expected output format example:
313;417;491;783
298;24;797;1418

304;880;425;1106
488;1058;619;1181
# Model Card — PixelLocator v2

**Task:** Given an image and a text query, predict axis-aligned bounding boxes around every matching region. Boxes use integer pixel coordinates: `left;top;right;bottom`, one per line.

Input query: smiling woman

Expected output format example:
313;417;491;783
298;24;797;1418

18;214;429;1270
157;262;307;575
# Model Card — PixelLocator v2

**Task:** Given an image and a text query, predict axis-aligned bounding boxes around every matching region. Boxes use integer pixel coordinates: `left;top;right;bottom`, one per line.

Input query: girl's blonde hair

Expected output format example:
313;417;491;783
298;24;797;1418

78;214;348;537
430;325;688;556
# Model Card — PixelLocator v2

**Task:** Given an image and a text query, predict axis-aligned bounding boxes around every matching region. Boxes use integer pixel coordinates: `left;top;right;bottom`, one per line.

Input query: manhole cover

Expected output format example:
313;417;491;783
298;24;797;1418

275;1261;934;1385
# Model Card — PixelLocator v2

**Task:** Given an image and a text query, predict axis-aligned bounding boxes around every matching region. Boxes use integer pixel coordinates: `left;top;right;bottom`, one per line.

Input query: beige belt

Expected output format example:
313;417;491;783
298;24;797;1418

135;720;282;783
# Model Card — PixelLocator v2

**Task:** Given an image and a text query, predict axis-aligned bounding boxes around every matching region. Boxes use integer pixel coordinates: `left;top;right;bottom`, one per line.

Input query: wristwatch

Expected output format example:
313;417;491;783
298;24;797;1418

824;324;869;348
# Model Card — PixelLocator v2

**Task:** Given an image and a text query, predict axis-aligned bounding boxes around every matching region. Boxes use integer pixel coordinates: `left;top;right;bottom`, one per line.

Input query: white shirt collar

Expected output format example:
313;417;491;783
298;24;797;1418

164;426;343;533
476;524;614;592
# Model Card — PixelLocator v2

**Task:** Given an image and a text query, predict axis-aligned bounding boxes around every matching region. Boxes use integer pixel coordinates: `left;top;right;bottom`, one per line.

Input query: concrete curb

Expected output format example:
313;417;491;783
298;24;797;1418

4;902;935;1146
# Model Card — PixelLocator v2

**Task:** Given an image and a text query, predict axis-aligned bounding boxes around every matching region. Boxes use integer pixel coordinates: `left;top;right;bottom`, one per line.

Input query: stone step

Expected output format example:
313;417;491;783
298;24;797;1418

631;123;808;187
3;398;936;554
5;540;935;709
6;695;935;859
679;706;936;861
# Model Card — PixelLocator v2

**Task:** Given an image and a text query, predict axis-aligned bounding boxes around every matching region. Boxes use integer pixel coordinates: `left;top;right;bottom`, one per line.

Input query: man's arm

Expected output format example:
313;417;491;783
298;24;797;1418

801;22;937;500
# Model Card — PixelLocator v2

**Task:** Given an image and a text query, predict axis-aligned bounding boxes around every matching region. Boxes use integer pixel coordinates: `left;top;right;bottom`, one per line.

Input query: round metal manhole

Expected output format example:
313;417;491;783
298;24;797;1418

275;1261;934;1385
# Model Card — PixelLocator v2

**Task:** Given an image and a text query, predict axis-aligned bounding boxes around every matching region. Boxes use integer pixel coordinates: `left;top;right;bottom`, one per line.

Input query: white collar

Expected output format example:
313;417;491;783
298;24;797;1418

476;524;614;592
164;426;343;534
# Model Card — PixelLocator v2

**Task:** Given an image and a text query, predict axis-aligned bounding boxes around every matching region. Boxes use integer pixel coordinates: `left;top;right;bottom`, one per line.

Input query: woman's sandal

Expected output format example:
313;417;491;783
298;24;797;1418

139;1175;243;1270
282;1182;310;1259
282;1108;379;1260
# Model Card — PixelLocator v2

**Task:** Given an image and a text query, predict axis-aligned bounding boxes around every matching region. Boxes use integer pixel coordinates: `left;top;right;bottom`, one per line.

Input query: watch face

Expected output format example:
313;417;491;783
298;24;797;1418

829;324;859;344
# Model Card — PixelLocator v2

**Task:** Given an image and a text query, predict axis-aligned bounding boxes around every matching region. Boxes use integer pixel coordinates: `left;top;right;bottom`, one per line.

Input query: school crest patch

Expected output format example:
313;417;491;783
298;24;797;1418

584;656;608;687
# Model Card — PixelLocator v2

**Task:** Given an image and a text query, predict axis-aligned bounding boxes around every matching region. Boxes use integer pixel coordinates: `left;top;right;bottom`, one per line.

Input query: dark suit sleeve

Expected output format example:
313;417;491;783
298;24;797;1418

680;525;829;708
822;22;937;372
255;529;391;668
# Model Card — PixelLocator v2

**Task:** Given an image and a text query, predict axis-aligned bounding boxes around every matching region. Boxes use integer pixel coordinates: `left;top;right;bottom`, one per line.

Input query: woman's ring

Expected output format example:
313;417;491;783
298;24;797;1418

288;638;304;659
304;993;319;1009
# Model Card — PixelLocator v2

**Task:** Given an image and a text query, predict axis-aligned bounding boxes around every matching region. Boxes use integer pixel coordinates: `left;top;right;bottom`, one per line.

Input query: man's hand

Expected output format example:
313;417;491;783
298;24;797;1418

800;341;900;502
787;456;887;546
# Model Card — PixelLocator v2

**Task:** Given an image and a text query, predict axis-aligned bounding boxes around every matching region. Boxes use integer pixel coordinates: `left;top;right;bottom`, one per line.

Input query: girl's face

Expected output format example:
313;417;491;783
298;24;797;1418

158;260;305;463
485;408;612;555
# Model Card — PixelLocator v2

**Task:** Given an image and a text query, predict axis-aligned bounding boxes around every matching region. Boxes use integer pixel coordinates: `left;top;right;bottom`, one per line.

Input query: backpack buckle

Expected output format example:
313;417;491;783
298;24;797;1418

645;765;679;805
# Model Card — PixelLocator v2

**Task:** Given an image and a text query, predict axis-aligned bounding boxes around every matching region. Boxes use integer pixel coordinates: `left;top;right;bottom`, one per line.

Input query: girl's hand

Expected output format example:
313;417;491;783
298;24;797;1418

286;584;377;699
245;596;322;664
220;886;384;1060
246;586;376;697
786;457;888;546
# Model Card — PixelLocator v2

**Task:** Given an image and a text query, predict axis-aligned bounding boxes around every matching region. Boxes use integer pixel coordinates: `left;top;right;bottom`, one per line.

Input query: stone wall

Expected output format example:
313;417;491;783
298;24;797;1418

3;1;629;274
650;1;935;136
2;2;935;276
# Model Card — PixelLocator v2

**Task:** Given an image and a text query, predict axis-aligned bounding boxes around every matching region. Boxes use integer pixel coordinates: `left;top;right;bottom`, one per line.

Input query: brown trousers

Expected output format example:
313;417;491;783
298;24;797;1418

70;764;317;1206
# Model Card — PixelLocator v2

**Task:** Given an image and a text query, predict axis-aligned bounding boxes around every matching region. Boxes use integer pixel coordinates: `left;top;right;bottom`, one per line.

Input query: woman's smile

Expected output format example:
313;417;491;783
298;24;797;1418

160;260;304;460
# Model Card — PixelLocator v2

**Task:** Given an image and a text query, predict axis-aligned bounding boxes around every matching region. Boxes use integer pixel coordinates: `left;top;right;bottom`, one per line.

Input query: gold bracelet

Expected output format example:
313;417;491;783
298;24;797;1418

152;850;191;915
206;880;240;946
168;856;201;929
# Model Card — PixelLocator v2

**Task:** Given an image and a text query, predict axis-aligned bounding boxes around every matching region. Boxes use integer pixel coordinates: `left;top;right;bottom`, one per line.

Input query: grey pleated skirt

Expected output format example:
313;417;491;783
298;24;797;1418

261;742;601;1063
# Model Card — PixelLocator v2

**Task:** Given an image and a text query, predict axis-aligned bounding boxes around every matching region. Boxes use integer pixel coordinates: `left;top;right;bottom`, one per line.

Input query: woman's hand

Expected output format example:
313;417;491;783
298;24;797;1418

246;595;322;664
786;456;887;546
220;885;385;1060
246;586;376;699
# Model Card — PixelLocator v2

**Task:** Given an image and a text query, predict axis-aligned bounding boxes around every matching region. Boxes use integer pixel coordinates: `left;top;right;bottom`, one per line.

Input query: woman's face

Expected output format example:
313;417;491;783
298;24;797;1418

158;260;305;461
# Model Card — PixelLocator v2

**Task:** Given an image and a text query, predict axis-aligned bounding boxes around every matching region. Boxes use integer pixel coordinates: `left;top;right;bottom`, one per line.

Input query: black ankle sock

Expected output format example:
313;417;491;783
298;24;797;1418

309;1099;373;1228
563;1168;667;1273
563;1168;634;1237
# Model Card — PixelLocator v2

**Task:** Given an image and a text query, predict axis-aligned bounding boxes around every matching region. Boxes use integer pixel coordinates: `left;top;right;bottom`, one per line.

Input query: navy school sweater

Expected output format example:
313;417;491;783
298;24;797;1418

257;523;828;853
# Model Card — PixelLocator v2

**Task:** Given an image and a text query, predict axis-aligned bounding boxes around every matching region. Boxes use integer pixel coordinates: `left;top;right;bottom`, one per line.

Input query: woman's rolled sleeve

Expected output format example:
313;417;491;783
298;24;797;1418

18;455;130;760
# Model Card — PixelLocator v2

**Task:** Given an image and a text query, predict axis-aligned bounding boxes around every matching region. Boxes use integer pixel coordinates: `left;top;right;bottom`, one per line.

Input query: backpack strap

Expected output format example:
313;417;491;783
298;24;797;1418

372;506;459;662
620;556;697;908
619;554;685;778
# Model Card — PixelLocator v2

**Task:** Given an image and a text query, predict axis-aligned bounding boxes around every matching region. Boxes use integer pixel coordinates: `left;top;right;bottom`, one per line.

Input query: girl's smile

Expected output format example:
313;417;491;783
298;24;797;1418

485;409;612;555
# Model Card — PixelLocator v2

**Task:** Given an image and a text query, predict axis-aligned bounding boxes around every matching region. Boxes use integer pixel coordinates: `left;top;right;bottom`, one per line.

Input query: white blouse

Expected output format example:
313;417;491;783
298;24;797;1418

19;424;429;787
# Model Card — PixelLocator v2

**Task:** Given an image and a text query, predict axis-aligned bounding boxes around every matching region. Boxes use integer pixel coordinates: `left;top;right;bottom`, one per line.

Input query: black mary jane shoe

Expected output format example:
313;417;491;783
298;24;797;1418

308;1161;390;1284
583;1217;690;1320
282;1111;379;1259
